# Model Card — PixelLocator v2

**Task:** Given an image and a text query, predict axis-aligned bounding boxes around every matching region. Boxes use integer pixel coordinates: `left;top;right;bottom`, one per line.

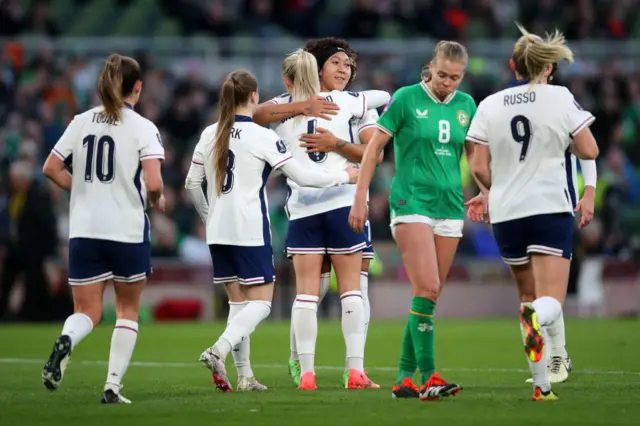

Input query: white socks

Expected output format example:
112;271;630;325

228;302;253;378
292;294;319;374
546;308;568;358
289;273;330;362
532;296;562;327
61;313;94;350
105;319;138;392
360;272;370;345
215;301;271;360
341;290;365;372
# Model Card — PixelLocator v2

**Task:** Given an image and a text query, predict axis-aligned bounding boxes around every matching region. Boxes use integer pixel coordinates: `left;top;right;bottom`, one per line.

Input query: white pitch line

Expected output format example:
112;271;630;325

1;358;639;376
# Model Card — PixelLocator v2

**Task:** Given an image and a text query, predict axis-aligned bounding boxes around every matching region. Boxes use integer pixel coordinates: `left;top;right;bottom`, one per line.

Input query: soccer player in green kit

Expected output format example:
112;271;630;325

349;41;479;401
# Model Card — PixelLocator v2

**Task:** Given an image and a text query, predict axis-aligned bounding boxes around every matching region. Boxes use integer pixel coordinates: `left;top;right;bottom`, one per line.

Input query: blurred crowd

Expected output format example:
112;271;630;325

1;0;640;321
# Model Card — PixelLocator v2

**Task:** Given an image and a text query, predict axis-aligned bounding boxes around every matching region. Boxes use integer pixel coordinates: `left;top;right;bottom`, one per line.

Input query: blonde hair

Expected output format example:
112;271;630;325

512;23;574;88
97;53;141;121
282;48;321;103
212;70;258;196
422;41;468;82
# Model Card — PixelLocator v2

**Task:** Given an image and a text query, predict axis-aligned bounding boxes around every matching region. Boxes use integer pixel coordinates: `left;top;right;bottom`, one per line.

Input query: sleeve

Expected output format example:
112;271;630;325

376;89;406;136
465;100;489;145
266;93;290;105
139;122;165;161
579;159;597;188
357;90;391;109
256;131;293;170
562;88;595;137
358;109;379;136
342;91;367;120
185;143;209;223
52;116;80;161
280;158;350;188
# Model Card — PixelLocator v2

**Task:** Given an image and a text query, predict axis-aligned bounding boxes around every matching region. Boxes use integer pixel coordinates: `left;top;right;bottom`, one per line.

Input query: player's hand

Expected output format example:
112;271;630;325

345;164;359;184
464;192;488;222
151;194;166;213
299;128;338;153
575;186;595;229
349;196;368;234
304;96;340;120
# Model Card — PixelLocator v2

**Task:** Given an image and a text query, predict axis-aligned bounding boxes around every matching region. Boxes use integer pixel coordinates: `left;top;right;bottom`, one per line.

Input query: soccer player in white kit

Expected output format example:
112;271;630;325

185;70;358;392
467;25;599;401
40;54;165;404
466;71;598;386
267;49;385;390
254;39;388;388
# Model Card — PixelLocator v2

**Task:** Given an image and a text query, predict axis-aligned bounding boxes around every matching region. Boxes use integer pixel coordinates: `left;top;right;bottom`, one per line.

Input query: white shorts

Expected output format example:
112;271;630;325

390;215;464;238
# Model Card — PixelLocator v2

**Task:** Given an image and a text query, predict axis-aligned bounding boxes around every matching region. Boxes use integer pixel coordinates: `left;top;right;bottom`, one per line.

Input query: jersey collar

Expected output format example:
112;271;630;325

420;81;456;104
508;79;530;87
235;115;253;122
124;102;134;110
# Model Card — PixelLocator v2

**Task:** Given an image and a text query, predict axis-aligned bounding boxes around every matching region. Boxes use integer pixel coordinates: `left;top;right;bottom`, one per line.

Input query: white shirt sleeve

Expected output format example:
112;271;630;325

562;88;595;137
358;109;380;136
255;131;294;170
579;159;597;188
466;100;489;145
280;158;350;188
338;91;367;120
52;116;80;161
185;142;209;224
358;90;390;110
139;122;165;161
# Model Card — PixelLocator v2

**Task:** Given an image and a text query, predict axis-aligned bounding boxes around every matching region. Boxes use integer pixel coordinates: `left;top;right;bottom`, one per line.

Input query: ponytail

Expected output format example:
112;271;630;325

211;70;258;196
282;48;320;103
97;53;142;121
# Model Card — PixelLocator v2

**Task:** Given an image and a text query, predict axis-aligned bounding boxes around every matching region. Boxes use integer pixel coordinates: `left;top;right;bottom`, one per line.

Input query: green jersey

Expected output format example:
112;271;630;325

377;82;476;220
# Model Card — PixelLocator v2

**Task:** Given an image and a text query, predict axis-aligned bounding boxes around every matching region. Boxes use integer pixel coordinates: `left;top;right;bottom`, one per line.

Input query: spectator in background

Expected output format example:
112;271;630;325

0;160;57;321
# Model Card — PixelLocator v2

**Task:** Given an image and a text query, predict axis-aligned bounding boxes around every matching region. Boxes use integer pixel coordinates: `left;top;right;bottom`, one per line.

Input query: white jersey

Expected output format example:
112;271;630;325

352;108;379;145
52;106;164;243
269;90;367;219
466;83;595;224
191;116;293;246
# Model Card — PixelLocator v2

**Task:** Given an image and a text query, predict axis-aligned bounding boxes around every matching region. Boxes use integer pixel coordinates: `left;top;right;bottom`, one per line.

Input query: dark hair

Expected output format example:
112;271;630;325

97;53;141;121
304;37;358;82
213;70;258;195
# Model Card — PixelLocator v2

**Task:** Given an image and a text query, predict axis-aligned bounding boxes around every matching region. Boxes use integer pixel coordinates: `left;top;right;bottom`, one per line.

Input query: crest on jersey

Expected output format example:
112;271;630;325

456;110;469;127
416;109;429;118
276;139;287;154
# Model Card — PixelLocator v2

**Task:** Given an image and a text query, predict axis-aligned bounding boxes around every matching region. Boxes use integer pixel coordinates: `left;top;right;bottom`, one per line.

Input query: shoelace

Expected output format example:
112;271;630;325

549;356;563;374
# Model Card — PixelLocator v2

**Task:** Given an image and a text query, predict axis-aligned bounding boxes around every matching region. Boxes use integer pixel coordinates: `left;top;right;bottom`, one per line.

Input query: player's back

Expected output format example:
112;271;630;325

474;83;594;223
273;90;367;219
60;106;164;243
195;117;289;246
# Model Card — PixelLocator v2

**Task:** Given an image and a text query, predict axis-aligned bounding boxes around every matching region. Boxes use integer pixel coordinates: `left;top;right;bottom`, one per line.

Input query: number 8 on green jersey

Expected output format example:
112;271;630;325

376;81;476;228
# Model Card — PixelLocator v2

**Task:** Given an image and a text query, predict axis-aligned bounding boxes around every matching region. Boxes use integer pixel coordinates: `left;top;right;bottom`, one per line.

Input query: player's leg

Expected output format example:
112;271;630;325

100;239;153;404
224;282;264;390
432;220;464;297
391;216;461;401
327;207;371;389
286;214;325;390
288;255;330;386
43;238;109;391
361;219;374;348
524;214;574;401
203;245;274;392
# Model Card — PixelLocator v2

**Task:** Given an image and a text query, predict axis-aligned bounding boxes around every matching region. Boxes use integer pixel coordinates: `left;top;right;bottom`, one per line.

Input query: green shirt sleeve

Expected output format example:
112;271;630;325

376;88;406;136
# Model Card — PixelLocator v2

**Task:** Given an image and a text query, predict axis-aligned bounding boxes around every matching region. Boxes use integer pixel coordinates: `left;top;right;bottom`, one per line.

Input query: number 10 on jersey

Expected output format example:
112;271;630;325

83;134;115;183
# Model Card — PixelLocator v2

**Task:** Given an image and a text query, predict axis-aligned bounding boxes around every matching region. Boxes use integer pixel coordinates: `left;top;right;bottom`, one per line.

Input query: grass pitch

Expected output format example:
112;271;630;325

0;319;638;426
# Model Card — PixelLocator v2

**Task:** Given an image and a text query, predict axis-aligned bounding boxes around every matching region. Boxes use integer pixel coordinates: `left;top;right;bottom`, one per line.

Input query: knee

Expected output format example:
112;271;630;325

74;304;102;326
414;286;439;302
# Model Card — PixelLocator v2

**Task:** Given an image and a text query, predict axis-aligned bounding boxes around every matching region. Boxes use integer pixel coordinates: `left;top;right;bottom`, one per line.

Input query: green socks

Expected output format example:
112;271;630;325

395;319;417;385
396;296;437;385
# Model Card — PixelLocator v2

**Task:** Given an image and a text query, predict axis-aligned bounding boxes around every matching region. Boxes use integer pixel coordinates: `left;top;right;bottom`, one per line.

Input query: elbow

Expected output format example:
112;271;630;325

583;145;599;160
376;152;384;166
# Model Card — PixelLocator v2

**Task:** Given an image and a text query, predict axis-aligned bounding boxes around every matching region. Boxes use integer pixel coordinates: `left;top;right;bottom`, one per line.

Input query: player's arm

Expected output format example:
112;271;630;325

185;142;209;223
575;158;597;228
42;153;72;191
466;102;492;190
139;125;165;211
43;117;78;191
253;96;340;126
280;159;355;187
299;129;367;163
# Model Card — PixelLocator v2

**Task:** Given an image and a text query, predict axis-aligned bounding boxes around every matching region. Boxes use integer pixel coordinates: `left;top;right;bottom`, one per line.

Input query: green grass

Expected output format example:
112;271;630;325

0;319;639;425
